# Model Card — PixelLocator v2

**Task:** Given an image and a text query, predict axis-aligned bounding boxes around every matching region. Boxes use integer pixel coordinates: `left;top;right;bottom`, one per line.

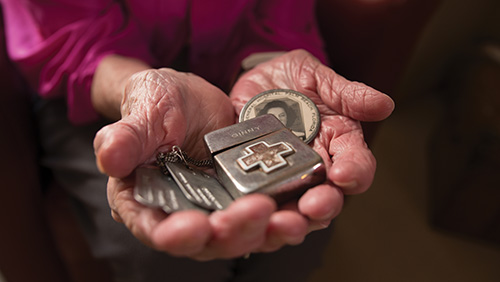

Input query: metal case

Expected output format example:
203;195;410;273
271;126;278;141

204;114;326;203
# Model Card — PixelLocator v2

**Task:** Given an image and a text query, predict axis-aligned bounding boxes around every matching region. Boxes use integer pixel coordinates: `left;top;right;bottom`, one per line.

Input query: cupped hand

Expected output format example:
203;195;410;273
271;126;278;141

93;68;308;260
230;49;395;251
95;68;235;176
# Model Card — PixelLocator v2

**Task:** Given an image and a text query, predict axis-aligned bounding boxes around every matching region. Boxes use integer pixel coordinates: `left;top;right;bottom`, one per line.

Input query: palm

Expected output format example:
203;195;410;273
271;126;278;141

95;68;235;178
231;50;394;195
94;52;394;260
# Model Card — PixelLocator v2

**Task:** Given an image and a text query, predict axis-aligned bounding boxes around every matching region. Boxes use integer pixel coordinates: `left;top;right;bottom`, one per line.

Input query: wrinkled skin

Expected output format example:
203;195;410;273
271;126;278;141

93;49;394;261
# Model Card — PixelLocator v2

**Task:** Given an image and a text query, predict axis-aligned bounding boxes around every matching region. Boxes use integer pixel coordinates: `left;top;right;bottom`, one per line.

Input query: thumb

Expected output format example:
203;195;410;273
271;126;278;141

314;64;395;122
94;120;147;178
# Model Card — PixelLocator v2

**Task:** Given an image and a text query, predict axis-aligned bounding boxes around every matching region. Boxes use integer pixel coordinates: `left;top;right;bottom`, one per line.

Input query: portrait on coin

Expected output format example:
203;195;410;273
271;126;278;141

257;98;306;141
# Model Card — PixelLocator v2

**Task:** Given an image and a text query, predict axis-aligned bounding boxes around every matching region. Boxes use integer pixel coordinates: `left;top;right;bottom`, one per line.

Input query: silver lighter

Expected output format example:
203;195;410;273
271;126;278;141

204;114;326;203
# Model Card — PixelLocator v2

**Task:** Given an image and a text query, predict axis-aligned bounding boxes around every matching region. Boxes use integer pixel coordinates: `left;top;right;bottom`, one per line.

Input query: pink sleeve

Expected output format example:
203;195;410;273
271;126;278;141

190;0;327;91
1;0;155;124
243;0;327;63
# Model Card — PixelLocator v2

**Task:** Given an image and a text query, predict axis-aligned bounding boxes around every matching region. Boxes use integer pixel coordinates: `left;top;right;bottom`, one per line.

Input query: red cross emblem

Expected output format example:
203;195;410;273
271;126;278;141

237;141;294;173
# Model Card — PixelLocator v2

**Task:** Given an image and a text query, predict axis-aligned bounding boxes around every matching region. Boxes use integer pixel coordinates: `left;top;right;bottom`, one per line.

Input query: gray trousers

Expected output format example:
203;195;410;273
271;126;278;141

36;99;333;282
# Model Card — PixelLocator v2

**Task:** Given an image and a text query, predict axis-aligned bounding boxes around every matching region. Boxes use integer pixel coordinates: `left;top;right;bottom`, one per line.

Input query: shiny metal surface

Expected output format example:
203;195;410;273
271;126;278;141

165;162;233;210
205;115;326;204
204;114;283;155
134;165;205;213
239;89;321;144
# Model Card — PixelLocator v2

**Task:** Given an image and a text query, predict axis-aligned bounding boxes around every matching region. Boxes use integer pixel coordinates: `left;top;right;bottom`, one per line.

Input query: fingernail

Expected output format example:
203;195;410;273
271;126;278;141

335;180;357;189
96;157;106;174
308;220;331;232
319;208;337;223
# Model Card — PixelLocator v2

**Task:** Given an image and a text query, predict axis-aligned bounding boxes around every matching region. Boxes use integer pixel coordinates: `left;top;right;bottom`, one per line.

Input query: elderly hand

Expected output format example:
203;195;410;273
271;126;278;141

230;49;395;252
92;48;394;260
93;67;294;260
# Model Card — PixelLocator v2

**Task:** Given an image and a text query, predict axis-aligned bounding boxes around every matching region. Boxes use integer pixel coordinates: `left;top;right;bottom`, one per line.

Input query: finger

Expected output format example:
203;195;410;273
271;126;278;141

328;133;377;195
150;210;212;257
312;57;395;122
94;115;176;178
94;121;145;178
193;194;276;260
257;209;309;253
312;112;376;195
107;176;168;248
298;184;344;222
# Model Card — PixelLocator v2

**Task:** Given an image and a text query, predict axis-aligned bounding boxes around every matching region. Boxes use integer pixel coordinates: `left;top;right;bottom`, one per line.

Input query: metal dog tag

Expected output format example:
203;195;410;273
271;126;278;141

134;165;207;213
165;162;233;211
204;114;326;203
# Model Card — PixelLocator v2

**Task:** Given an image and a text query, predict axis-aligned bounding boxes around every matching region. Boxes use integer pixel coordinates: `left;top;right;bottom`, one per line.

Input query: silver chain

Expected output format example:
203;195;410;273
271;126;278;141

156;146;213;172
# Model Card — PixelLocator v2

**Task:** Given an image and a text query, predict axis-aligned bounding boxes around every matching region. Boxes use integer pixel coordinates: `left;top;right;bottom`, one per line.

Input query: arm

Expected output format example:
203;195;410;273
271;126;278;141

91;55;150;121
2;0;279;260
0;0;154;124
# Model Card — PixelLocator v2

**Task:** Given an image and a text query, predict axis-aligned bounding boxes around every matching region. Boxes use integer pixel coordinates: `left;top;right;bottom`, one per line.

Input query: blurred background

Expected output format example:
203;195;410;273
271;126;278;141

1;0;500;281
311;0;500;281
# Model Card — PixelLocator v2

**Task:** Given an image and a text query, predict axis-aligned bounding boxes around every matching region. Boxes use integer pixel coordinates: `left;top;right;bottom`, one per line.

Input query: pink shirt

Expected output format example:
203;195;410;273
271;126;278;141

1;0;326;124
